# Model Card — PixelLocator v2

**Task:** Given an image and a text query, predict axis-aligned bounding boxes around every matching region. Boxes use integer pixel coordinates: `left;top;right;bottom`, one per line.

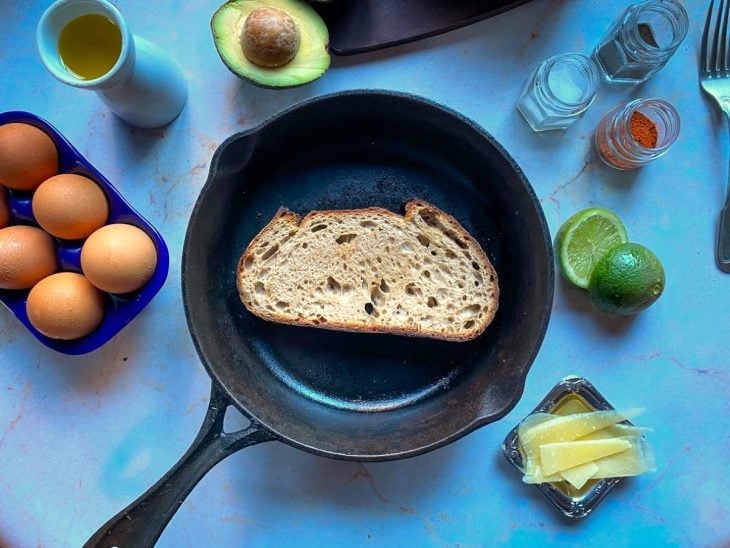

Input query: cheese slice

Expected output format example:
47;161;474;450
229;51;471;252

559;461;599;489
590;436;656;477
522;436;655;485
520;408;644;446
581;424;651;441
519;409;642;475
517;413;554;473
539;438;631;476
517;413;556;439
522;468;560;484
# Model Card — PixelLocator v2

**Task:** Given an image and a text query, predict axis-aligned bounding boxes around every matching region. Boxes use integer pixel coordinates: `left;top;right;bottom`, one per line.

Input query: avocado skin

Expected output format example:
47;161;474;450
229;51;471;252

211;0;331;89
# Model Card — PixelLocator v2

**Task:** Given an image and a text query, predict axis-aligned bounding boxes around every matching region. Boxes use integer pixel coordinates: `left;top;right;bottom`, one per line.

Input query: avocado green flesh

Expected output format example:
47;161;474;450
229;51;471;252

212;0;330;88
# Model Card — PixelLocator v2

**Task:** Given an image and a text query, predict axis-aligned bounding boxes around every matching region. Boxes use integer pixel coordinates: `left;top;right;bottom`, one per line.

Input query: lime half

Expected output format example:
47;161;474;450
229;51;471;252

555;208;628;289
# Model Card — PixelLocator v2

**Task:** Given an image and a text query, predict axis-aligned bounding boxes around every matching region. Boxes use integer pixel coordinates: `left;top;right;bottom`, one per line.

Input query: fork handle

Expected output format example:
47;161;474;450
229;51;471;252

718;201;730;272
716;109;730;273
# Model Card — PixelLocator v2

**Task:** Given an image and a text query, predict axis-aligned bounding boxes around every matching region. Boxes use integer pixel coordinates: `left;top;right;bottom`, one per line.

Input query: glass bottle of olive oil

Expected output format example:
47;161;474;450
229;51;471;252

58;14;122;80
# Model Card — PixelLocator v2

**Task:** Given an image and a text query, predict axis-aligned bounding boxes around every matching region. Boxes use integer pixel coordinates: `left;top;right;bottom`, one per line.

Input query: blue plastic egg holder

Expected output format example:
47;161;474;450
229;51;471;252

0;111;169;355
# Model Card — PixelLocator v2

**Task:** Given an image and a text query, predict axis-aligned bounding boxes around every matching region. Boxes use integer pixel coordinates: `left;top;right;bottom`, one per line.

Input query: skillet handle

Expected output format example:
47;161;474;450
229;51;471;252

84;383;276;548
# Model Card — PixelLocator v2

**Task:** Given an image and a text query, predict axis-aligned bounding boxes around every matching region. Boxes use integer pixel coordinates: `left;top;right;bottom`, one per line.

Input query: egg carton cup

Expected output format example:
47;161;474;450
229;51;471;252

0;111;169;355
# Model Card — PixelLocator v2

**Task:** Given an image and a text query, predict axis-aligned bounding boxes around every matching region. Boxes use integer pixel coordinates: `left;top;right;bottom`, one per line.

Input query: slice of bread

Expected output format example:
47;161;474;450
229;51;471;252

236;200;499;342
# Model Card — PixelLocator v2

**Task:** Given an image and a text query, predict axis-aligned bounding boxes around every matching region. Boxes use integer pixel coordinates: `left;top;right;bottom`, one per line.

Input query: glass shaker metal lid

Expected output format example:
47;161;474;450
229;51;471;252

517;53;600;132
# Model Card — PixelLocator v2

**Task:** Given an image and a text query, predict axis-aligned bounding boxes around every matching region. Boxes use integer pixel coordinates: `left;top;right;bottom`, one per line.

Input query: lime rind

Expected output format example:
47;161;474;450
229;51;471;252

588;243;666;315
556;208;628;289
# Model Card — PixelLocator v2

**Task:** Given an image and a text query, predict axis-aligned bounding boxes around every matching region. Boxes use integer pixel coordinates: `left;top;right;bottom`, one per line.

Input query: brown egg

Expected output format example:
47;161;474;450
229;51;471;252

0;186;9;228
26;272;105;340
32;173;109;239
0;225;57;289
0;123;59;191
81;224;157;293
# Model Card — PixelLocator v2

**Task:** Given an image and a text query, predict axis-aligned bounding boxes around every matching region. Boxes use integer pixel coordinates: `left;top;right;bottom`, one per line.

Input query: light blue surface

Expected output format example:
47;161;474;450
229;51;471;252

1;0;728;546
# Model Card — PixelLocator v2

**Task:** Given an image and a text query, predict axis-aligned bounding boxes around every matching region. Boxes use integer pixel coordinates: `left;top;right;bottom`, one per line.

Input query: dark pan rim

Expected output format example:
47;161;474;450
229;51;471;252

322;0;534;56
182;89;554;461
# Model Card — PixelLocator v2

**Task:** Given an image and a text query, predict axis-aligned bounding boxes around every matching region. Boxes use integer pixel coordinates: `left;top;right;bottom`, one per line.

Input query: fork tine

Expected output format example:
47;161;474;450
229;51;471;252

703;0;715;73
713;0;724;71
722;0;730;71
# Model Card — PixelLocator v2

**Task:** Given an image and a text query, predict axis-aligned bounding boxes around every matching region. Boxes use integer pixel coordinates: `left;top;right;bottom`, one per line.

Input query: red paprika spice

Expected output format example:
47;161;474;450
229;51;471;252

595;99;679;170
630;111;658;148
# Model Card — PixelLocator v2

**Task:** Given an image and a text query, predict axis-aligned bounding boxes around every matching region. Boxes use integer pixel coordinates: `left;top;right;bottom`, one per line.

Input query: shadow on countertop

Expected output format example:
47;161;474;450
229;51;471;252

557;274;637;337
212;433;459;518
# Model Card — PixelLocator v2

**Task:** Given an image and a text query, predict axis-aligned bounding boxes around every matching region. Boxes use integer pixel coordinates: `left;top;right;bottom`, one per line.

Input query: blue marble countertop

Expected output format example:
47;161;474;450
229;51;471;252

1;0;728;546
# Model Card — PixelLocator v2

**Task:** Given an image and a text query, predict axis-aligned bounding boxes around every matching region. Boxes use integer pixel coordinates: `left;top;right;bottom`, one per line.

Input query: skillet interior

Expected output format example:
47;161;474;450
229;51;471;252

182;91;553;460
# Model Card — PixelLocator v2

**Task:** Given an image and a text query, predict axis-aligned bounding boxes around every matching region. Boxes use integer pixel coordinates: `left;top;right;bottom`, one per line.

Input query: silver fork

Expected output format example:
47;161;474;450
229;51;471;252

701;0;730;272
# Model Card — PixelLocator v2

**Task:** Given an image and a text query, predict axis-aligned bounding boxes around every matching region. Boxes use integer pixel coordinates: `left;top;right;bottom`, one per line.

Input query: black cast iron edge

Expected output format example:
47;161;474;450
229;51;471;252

317;0;535;56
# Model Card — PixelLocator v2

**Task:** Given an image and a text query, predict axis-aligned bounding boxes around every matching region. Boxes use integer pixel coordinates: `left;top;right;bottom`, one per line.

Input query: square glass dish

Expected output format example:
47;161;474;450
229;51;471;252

0;111;169;355
502;376;637;519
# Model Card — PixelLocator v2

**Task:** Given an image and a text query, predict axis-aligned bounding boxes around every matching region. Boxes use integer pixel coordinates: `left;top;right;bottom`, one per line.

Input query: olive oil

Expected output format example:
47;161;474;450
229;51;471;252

58;14;122;80
552;394;594;416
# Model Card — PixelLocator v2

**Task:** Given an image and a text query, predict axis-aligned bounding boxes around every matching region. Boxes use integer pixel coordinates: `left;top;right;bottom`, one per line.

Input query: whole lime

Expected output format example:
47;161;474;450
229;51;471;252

588;243;665;316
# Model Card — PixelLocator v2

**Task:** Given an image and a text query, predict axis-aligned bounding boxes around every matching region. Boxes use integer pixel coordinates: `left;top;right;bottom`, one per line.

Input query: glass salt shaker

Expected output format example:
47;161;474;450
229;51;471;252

517;53;599;132
595;98;680;170
593;0;688;84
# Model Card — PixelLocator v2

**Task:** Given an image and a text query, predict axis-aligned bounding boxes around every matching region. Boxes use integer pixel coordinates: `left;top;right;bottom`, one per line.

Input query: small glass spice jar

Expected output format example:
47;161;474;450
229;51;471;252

595;98;680;170
593;0;688;84
517;52;600;132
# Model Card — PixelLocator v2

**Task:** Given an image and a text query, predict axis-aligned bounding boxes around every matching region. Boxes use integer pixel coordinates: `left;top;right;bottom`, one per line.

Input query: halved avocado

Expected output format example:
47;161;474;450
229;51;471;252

211;0;330;89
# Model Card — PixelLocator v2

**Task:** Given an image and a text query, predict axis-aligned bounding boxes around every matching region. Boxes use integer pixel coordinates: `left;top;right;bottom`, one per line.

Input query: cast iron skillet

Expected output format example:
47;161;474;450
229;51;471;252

86;90;553;547
313;0;534;55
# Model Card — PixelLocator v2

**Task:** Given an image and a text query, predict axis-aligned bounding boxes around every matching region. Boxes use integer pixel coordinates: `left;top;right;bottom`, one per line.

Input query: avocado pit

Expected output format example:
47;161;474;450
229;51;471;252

241;7;301;68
